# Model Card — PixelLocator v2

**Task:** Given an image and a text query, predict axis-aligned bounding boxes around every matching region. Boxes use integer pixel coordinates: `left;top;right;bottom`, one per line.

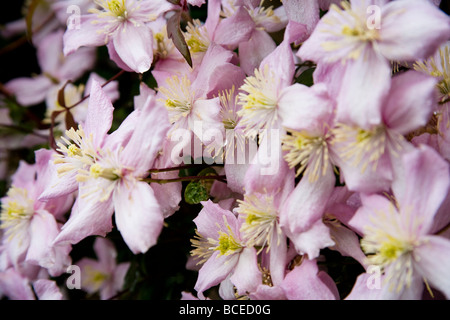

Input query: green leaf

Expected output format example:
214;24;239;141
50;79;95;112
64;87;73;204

184;180;209;204
166;11;192;67
184;167;217;204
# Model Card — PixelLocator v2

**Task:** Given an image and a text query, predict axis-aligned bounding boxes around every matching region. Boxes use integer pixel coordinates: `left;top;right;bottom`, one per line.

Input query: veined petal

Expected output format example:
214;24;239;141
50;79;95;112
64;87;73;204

394;146;450;235
229;247;261;296
413;235;450;299
84;80;114;149
213;6;255;49
5;76;53;106
63;15;107;56
113;180;163;254
112;23;154;74
239;29;277;76
194;251;239;299
280;163;335;233
281;259;339;300
383;71;438;134
53;182;115;246
378;0;450;61
336;48;391;128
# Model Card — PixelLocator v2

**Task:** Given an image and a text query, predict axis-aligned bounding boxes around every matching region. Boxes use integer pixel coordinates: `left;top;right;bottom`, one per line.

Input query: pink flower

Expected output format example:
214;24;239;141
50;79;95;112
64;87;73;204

0;268;64;300
190;200;256;299
0;149;73;277
5;29;96;106
77;237;130;300
51;81;170;254
347;145;450;299
298;0;450;128
63;0;175;73
332;70;438;193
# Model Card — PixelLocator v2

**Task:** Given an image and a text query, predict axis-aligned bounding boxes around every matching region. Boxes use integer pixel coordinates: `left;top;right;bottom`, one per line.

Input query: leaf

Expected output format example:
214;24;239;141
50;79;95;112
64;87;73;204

166;11;192;67
184;167;217;204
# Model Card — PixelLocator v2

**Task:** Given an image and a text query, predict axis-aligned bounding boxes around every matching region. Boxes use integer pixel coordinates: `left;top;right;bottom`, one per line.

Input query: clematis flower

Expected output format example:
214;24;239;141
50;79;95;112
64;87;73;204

77;237;130;300
155;42;245;155
298;0;450;128
346;145;450;299
236;39;295;139
0;149;73;277
0;268;64;300
221;0;288;75
332;70;438;193
190;200;257;299
5;29;96;106
50;80;170;254
63;0;176;73
278;82;338;236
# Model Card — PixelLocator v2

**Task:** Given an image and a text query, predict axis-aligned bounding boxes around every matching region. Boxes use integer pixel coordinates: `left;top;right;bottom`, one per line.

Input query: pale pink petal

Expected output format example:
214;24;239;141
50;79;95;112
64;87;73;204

54;184;115;245
63;15;107;56
230;247;261;296
278;82;335;135
283;0;320;35
26;210;71;277
194;251;239;299
189;98;223;146
260;40;295;90
328;221;368;268
285;219;334;259
93;237;117;268
336;49;391;128
106;41;134;72
282;259;339;300
413;235;450;299
194;200;239;240
83;80;114;148
5;76;53;106
238;29;277;76
0;268;35;300
280;164;335;233
120;97;170;175
213;7;255;50
112;23;153;73
113;181;163;254
378;0;450;61
395;146;449;235
33;279;64;300
383;71;438;134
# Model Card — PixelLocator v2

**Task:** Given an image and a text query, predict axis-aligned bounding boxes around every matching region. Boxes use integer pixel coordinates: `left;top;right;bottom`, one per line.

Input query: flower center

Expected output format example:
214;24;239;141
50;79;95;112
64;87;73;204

237;65;279;138
360;203;418;293
185;19;210;54
0;187;34;239
158;75;195;124
237;193;281;253
282;129;330;181
332;123;391;173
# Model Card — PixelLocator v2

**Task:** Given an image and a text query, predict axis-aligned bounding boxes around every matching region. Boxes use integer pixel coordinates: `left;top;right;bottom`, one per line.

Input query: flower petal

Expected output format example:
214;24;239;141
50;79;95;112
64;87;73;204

113;181;163;254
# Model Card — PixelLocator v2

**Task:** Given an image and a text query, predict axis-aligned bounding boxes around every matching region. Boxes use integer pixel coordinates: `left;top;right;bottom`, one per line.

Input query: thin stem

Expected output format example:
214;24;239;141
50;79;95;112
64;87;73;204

143;175;227;184
66;69;126;110
148;163;223;173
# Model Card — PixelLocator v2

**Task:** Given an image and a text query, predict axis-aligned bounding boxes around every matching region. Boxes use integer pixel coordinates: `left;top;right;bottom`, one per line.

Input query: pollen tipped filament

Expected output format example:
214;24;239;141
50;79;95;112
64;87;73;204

158;75;195;123
237;194;281;253
361;204;417;293
237;65;279;138
185;20;210;54
282;129;330;182
93;0;128;19
0;188;34;239
332;123;387;173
